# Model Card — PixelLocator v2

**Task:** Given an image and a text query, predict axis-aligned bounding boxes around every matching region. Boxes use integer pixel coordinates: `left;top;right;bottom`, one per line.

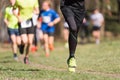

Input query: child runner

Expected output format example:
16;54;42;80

31;14;39;52
38;0;60;57
90;8;104;45
63;21;69;48
4;0;21;61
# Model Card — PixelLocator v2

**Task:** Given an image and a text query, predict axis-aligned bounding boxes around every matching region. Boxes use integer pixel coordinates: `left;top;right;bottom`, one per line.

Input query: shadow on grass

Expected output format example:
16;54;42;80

0;68;41;72
0;55;15;63
0;60;15;63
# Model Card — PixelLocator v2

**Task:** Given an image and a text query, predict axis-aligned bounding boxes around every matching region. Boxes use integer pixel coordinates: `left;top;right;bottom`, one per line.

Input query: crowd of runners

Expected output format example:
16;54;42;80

4;0;105;72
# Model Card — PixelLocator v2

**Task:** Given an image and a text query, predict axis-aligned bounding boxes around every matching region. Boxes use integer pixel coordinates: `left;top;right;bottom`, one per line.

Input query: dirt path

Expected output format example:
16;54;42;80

1;44;120;79
29;62;120;79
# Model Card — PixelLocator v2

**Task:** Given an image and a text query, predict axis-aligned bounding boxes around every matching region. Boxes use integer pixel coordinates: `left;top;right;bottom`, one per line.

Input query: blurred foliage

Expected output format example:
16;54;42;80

0;0;120;40
105;16;120;34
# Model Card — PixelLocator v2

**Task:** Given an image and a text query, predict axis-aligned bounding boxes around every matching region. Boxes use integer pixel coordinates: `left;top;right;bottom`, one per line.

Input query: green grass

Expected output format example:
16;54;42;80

0;40;120;80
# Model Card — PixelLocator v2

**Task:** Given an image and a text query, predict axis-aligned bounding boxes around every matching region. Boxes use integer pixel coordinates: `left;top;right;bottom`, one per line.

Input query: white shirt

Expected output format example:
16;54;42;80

32;14;38;26
90;13;104;27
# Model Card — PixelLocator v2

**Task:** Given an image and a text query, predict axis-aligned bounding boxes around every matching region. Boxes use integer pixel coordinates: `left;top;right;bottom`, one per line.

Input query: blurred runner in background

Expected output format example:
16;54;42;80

79;18;90;44
37;0;60;57
63;21;69;48
4;0;21;61
31;13;39;53
90;8;104;45
13;0;39;64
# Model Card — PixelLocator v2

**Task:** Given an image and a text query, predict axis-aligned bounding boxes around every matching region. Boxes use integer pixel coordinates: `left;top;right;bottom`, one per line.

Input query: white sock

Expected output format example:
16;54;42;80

96;39;100;45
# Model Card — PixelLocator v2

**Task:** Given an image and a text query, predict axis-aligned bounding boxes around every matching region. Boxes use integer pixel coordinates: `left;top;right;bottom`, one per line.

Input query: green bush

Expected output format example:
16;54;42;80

105;19;120;34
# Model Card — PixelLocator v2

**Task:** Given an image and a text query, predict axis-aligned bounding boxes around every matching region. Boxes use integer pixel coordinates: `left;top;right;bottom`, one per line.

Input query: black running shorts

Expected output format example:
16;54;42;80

92;26;101;31
18;19;35;35
60;0;85;27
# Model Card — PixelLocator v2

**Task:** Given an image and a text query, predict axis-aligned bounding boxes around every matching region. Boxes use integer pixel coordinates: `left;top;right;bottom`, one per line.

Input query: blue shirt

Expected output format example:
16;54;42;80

39;9;59;27
39;9;59;33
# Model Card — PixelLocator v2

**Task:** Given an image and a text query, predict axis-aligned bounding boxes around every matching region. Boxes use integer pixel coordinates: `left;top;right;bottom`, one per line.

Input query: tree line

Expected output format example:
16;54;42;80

0;0;119;42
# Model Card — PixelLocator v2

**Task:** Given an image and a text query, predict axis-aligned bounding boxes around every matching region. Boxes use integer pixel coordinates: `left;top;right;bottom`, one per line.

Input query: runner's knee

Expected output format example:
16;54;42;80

66;17;77;32
22;39;28;45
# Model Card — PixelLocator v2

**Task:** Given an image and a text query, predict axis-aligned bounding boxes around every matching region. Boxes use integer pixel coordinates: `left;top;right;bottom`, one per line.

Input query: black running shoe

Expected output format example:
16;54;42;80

24;57;29;64
19;45;25;54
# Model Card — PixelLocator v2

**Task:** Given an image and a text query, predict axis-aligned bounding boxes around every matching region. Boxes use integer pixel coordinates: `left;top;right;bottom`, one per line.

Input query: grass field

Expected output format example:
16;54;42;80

0;39;120;80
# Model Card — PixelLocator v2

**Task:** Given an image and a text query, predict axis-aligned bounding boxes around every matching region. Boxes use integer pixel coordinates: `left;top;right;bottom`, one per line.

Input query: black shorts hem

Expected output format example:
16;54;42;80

92;26;101;31
8;28;20;36
43;32;54;36
18;18;35;35
19;27;35;35
64;27;69;29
